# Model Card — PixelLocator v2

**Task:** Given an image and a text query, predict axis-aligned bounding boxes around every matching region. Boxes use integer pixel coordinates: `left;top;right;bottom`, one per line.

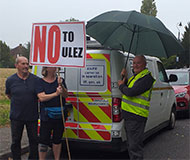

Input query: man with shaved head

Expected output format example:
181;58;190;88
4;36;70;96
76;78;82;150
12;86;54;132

5;56;39;160
118;55;155;160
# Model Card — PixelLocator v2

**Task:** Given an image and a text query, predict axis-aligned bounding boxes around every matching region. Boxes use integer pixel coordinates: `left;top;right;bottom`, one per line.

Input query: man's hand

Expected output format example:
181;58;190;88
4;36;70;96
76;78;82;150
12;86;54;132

56;76;68;98
56;86;63;96
118;79;125;87
121;68;127;78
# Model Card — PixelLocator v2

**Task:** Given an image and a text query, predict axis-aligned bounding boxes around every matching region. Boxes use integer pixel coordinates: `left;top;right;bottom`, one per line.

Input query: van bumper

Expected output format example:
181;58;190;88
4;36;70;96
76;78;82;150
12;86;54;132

62;138;127;152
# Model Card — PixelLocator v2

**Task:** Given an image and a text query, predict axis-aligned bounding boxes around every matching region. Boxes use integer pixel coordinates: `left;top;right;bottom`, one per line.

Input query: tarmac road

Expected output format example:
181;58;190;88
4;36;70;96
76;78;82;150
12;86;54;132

144;117;190;160
21;117;190;160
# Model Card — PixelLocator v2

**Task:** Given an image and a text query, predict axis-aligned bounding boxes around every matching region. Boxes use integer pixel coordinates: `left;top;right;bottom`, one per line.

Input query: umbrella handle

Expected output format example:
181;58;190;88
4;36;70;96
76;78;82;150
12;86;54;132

120;43;126;80
121;25;136;80
120;43;125;53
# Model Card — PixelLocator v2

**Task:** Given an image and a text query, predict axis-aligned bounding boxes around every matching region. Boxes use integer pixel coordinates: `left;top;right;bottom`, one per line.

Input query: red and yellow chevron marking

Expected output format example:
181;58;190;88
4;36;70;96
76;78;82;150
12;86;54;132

64;122;112;141
79;129;111;141
67;97;112;123
66;53;112;123
63;122;78;139
78;98;112;123
63;129;78;139
64;53;112;141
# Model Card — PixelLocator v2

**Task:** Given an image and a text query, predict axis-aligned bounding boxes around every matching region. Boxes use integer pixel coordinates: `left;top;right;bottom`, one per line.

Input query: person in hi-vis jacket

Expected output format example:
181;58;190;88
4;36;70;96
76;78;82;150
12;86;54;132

118;55;155;160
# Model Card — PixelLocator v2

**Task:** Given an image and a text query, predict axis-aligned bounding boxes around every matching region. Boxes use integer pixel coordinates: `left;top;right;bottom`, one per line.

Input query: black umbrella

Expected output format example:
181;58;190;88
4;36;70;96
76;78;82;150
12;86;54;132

86;10;184;67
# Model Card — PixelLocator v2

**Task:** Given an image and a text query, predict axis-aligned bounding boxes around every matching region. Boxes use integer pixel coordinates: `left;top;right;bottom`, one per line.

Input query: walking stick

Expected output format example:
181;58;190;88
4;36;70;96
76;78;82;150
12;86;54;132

58;69;71;160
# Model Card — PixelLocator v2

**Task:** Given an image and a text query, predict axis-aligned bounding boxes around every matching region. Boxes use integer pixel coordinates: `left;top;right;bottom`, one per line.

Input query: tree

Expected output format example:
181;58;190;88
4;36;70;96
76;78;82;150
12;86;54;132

161;23;190;69
160;56;178;69
140;0;157;17
0;41;14;68
23;42;30;59
65;17;79;22
180;22;190;68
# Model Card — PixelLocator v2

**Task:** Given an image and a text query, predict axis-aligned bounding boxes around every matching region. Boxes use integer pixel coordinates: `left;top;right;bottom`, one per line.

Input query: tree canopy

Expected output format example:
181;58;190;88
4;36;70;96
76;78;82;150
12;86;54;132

0;41;14;68
179;22;190;68
160;22;190;69
140;0;157;17
22;42;30;59
65;17;79;22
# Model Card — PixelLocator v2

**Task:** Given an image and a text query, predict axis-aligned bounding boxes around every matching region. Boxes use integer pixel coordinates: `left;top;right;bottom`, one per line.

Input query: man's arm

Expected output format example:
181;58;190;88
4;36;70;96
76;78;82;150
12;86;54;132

5;78;11;99
119;74;154;97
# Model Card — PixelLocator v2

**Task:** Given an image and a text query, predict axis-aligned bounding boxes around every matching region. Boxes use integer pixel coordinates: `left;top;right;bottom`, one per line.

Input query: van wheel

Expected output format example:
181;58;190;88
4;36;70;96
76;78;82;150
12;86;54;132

168;108;176;130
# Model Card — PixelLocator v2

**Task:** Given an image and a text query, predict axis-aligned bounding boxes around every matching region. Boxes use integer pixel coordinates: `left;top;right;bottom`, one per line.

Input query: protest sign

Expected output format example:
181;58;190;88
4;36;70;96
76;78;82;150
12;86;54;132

30;22;86;67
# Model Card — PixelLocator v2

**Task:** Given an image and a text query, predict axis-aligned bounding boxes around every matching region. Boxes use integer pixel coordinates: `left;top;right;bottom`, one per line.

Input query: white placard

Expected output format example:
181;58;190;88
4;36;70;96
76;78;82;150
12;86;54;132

80;65;105;86
30;22;86;68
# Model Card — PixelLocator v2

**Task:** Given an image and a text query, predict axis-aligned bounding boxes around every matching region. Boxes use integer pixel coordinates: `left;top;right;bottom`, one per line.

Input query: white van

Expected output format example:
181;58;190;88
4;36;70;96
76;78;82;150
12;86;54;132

32;41;177;152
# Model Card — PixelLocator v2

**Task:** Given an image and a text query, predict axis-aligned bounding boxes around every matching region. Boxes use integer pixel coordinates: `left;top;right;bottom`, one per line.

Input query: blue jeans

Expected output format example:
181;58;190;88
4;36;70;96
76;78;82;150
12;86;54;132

10;120;38;160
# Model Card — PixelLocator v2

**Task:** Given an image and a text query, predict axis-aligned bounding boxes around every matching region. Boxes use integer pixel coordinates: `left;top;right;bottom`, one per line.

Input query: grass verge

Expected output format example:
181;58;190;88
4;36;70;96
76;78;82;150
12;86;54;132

0;68;15;127
0;99;10;126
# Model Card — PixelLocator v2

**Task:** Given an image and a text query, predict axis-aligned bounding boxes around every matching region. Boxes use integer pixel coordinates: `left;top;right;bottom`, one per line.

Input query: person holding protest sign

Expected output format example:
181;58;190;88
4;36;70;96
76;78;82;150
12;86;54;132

5;56;39;160
36;67;68;160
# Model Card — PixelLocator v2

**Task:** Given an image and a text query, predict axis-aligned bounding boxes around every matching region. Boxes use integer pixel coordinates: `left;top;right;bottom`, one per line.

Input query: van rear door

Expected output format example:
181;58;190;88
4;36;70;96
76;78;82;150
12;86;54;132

64;52;112;142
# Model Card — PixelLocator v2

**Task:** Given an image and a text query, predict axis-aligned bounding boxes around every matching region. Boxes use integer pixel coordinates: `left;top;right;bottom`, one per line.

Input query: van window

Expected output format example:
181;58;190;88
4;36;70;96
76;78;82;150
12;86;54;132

146;60;154;77
157;61;168;82
167;71;189;85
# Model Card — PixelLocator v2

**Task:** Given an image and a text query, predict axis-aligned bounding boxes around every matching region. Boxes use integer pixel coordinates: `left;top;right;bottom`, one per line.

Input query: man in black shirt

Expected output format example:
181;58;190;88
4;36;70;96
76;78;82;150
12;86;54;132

5;56;39;160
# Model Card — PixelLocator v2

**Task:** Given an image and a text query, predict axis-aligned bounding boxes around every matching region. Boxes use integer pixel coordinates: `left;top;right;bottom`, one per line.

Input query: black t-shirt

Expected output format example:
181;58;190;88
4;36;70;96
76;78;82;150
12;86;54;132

5;73;39;121
36;77;67;121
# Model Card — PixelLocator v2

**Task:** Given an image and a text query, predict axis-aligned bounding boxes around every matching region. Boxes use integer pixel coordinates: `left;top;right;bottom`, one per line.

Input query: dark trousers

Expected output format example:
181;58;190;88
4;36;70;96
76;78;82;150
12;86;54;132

10;120;38;160
39;119;64;145
124;119;147;160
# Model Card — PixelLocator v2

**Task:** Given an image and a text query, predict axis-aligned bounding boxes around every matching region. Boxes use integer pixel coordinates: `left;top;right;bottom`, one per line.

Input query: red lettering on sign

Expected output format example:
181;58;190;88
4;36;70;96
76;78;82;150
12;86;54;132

33;26;46;62
47;25;60;64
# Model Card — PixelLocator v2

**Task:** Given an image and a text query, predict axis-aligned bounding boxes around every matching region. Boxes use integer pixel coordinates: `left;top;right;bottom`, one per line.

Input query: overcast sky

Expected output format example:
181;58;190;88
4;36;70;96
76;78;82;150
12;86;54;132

0;0;189;48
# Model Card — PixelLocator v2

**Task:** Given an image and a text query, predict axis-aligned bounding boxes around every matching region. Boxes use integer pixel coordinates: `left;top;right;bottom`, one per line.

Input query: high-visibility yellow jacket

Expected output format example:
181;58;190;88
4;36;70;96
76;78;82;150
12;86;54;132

121;69;155;118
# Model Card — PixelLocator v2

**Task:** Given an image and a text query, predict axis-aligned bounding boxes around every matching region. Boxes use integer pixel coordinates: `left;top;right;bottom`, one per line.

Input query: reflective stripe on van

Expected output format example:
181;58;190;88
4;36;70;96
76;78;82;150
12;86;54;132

153;87;173;90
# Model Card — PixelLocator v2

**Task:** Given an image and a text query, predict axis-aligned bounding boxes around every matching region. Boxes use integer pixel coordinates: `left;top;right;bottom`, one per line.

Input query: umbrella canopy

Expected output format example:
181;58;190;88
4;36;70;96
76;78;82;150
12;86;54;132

86;10;184;59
